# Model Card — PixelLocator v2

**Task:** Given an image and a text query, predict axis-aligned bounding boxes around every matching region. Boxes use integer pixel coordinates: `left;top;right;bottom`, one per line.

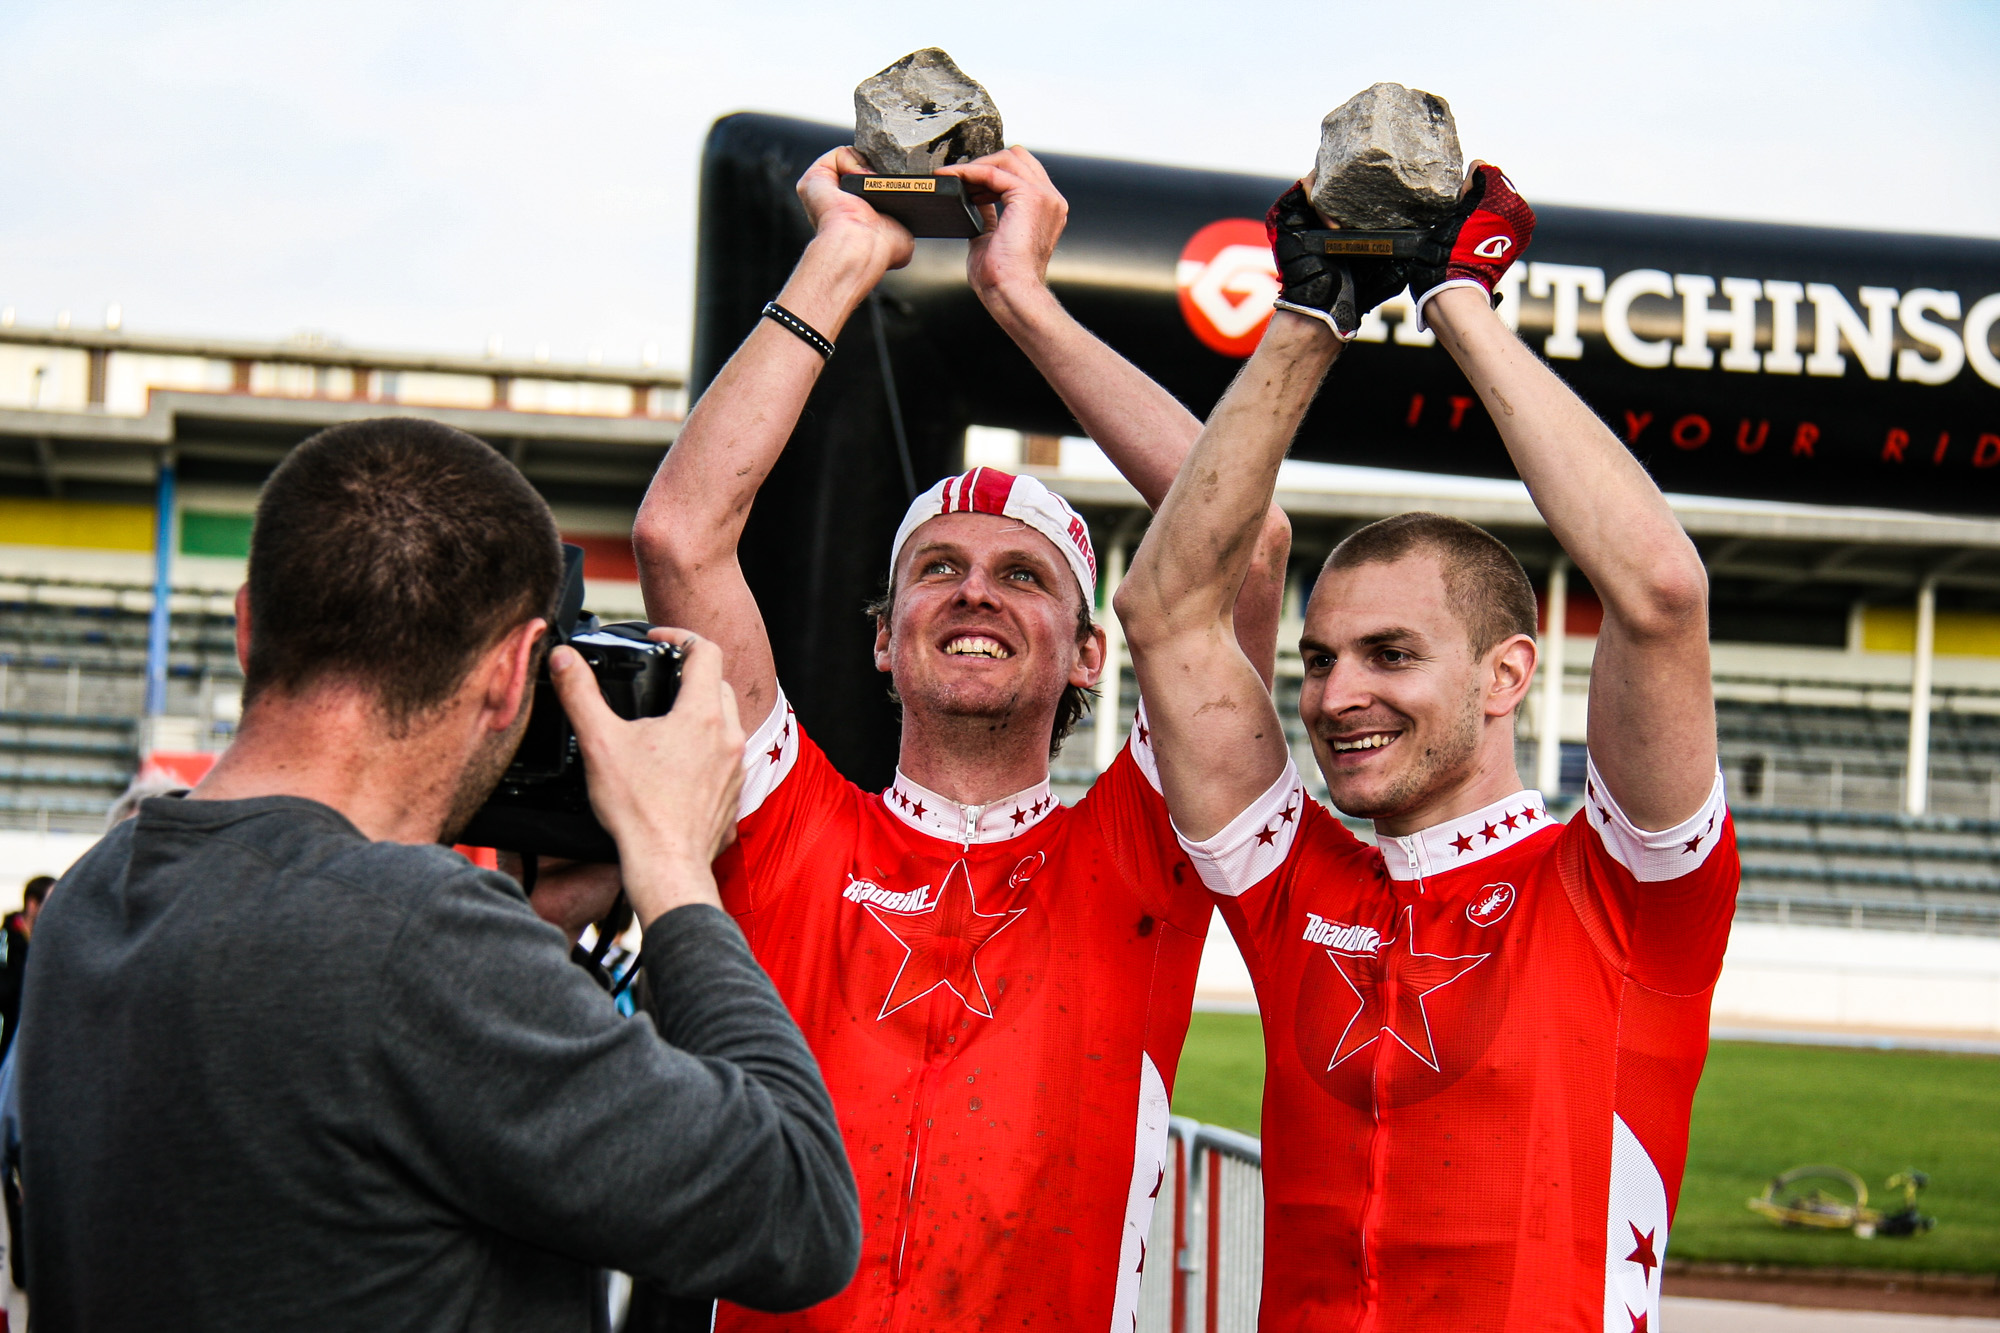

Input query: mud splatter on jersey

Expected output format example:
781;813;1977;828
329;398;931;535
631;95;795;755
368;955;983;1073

714;692;1208;1333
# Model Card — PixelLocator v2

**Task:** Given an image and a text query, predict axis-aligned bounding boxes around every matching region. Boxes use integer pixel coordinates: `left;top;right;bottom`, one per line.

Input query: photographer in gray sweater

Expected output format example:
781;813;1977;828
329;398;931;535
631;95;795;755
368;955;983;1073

15;418;860;1331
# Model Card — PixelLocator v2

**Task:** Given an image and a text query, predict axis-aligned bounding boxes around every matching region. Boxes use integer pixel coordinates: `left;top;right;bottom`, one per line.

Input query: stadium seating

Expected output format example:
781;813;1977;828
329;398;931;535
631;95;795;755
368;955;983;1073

1707;691;2000;935
0;578;239;832
9;573;1999;940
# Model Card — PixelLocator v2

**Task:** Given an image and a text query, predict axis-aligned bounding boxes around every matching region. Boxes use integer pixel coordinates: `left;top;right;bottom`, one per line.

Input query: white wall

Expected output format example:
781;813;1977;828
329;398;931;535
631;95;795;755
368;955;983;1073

0;831;102;911
1712;922;2000;1037
1195;907;1255;1008
0;546;155;586
0;347;89;411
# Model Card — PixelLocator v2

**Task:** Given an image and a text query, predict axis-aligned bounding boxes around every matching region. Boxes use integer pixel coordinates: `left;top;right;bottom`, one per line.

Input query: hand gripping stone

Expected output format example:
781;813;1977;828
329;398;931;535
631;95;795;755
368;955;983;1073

1407;163;1537;328
1267;182;1411;340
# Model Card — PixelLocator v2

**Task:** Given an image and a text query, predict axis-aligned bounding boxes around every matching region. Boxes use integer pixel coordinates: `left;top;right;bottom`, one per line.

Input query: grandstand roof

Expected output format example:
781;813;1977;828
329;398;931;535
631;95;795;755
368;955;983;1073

1052;460;2000;594
0;324;680;506
0;392;677;503
6;318;1996;596
0;324;684;388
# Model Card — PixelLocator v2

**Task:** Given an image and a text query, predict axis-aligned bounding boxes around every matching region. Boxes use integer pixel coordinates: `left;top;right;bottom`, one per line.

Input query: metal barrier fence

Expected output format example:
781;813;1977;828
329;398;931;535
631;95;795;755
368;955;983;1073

1137;1117;1263;1333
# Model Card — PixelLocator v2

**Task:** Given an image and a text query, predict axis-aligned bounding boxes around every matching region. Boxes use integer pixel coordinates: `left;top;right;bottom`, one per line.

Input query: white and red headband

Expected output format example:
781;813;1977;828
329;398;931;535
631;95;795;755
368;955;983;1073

889;467;1097;602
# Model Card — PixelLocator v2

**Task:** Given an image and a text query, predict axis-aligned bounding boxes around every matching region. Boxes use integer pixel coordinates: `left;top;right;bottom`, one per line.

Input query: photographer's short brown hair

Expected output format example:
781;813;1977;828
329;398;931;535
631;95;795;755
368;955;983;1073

245;418;562;730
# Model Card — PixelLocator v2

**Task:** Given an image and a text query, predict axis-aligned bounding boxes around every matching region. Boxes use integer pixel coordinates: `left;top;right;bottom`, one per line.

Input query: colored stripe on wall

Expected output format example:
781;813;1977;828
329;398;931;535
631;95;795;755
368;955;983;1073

0;497;154;551
180;511;254;558
562;532;638;583
1863;607;2000;658
0;503;638;577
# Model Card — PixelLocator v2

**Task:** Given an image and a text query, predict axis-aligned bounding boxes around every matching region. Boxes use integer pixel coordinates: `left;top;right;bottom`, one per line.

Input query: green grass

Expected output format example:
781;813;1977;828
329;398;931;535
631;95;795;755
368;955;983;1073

1675;1041;2000;1272
1172;1015;2000;1273
1174;1011;1268;1135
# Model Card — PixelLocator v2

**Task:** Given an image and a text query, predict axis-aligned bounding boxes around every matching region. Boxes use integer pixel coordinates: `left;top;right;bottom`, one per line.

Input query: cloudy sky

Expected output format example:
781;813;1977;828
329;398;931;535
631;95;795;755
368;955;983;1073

2;1;1994;370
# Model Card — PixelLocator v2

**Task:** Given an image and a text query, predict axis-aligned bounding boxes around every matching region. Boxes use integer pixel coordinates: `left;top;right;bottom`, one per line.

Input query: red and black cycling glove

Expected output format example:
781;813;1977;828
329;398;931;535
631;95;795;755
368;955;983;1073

1409;163;1535;330
1265;181;1409;341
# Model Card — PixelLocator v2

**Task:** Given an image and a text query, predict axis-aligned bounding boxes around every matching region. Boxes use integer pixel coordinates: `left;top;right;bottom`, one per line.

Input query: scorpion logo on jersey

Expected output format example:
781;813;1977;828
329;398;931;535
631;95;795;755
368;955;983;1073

1466;882;1516;927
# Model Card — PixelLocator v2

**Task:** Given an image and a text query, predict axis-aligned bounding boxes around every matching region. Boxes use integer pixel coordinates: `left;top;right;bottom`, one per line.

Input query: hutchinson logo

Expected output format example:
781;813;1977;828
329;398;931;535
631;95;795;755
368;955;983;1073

1176;219;1279;358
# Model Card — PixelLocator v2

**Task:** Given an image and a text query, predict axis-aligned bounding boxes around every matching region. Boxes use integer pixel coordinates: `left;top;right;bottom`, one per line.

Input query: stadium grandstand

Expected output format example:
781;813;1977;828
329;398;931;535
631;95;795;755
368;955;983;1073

4;317;1998;1041
0;316;676;834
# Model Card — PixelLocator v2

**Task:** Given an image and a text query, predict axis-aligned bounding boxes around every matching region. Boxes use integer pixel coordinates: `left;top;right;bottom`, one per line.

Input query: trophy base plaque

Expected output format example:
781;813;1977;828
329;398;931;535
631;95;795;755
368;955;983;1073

1293;229;1428;259
839;174;987;239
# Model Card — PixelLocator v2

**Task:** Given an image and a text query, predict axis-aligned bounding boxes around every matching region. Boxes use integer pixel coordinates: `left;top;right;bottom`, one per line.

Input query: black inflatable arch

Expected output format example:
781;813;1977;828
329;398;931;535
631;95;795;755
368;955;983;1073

692;112;2000;787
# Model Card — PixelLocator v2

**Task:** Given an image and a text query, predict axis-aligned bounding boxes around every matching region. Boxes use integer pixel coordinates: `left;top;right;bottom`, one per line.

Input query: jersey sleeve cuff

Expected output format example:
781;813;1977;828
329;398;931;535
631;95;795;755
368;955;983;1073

1583;756;1728;882
1413;277;1489;332
738;686;800;821
1173;760;1306;898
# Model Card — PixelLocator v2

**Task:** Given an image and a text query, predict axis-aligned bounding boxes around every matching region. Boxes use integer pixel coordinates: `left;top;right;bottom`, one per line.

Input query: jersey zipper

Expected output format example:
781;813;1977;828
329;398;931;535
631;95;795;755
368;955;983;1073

1359;836;1421;1331
890;998;956;1297
889;824;981;1329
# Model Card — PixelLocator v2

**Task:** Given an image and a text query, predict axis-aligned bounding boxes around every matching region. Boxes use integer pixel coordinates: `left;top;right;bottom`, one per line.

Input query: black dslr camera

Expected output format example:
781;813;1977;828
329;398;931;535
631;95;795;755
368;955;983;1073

460;544;683;863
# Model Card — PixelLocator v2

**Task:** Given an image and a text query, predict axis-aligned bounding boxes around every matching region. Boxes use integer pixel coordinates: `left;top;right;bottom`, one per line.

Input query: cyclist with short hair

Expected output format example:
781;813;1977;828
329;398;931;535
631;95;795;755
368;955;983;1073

1117;164;1739;1332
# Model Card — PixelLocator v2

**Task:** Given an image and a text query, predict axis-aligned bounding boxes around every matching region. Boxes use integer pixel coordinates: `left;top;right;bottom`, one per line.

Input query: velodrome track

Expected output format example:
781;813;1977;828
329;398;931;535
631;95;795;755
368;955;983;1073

1669;1298;2000;1330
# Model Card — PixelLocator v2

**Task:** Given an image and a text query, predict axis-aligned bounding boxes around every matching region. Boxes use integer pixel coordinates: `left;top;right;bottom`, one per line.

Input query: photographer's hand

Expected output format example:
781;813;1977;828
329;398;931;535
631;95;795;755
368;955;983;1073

549;632;746;927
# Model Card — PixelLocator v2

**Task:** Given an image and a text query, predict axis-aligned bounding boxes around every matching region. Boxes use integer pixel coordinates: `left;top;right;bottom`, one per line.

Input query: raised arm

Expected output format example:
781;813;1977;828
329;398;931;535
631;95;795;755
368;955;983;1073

945;149;1292;685
1116;176;1420;838
634;146;912;731
1419;169;1714;830
1116;315;1342;838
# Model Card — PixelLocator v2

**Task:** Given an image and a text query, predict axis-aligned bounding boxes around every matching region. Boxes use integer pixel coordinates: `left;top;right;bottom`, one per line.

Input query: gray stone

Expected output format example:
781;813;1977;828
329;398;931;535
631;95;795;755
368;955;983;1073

1310;83;1464;229
853;48;1004;175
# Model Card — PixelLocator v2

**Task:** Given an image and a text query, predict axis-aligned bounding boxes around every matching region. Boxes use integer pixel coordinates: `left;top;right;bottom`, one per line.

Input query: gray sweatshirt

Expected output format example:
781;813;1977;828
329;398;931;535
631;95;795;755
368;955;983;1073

16;795;859;1332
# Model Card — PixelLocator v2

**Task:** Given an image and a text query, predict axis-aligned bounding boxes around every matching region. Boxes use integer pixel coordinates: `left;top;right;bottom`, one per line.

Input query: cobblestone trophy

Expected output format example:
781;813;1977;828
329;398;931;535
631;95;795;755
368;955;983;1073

838;48;1002;238
1301;82;1464;257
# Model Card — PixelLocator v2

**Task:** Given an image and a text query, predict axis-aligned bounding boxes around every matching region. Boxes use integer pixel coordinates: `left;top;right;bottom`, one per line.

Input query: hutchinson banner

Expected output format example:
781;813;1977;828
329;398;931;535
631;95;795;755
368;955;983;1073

696;113;2000;518
693;113;2000;783
1167;201;2000;514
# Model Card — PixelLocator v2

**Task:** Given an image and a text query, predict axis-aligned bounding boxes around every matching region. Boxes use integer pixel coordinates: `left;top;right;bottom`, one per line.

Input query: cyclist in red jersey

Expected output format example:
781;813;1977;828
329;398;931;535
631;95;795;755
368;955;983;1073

634;144;1290;1331
1117;164;1737;1332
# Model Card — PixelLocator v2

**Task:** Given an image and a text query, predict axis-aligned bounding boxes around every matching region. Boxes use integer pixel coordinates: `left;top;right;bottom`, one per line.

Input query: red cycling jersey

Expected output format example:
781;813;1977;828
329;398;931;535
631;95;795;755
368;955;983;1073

1183;759;1737;1332
713;694;1208;1332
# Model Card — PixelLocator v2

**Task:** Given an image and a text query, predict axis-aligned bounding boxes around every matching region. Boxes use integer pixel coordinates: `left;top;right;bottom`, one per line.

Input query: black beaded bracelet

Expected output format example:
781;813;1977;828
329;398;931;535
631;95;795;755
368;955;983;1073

760;301;834;359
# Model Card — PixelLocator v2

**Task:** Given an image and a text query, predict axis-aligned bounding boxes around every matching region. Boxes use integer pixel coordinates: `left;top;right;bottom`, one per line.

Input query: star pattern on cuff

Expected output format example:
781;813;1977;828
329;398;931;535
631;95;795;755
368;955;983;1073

763;709;795;765
1251;792;1303;847
1682;809;1719;855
